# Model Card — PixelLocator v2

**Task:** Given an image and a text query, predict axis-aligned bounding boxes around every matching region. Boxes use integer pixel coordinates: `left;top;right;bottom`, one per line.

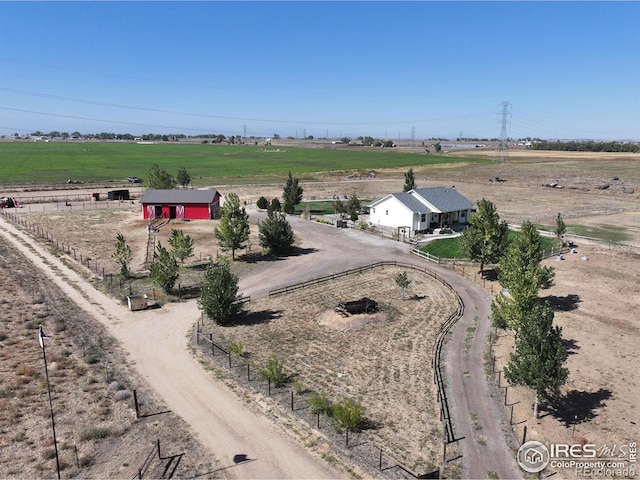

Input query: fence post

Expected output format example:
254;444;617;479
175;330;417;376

268;378;271;395
247;363;250;381
209;334;214;356
522;425;527;445
228;350;231;368
379;448;383;470
196;324;200;345
133;389;140;418
157;439;161;459
291;391;294;410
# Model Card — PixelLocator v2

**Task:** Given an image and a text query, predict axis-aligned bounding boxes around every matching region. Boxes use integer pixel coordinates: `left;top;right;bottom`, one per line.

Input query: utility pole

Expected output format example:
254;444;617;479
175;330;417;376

411;126;415;148
243;124;247;140
494;101;511;163
39;324;61;479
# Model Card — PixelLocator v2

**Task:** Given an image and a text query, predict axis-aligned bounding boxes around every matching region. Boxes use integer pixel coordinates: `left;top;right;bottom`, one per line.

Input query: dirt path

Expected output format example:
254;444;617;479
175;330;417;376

0;216;339;479
0;210;521;479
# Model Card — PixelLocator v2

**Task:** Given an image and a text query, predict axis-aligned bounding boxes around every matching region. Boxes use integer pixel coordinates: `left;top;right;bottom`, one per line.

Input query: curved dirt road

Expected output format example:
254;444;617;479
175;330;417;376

0;211;521;479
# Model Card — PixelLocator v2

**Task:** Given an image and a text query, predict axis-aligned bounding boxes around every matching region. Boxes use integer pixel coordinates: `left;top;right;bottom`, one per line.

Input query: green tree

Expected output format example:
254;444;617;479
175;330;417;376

258;355;288;388
333;198;346;216
434;142;442;153
168;228;194;265
150;242;179;293
270;197;282;212
176;167;191;188
504;301;568;418
556;213;567;246
214;193;250;260
331;398;364;444
493;221;555;331
459;198;509;275
395;271;412;300
403;168;416;192
282;171;303;214
112;233;132;278
346;194;361;222
258;208;295;255
309;392;333;416
256;196;269;210
146;164;177;189
197;259;243;326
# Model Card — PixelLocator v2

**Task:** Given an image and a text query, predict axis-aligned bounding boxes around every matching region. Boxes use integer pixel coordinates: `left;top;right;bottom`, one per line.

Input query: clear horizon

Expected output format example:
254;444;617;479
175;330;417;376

1;2;638;141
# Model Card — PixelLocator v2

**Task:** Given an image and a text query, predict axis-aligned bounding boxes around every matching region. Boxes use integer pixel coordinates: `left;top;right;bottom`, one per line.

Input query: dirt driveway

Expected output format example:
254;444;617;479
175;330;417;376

0;206;519;479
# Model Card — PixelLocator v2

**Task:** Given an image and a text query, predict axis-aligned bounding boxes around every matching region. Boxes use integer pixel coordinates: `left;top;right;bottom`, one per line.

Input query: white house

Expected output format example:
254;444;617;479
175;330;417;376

368;187;474;236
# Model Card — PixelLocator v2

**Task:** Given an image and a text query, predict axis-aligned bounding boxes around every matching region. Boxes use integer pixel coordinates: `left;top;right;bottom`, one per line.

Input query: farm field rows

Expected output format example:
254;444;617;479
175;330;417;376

0;141;486;185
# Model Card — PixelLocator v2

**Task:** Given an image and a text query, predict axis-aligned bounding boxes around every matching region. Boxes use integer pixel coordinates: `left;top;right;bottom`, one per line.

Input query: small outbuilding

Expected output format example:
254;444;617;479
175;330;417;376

108;189;130;201
140;189;221;220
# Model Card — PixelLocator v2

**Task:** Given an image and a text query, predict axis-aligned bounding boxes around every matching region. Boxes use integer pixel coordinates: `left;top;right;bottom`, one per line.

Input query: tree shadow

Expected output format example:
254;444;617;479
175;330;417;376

544;388;613;426
281;246;318;257
359;417;384;431
481;268;499;281
233;309;283;326
544;293;581;311
562;338;581;355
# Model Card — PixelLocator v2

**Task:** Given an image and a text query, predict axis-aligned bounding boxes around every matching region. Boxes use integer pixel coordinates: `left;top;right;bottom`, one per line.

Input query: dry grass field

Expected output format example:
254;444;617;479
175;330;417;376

0;240;217;479
1;149;639;478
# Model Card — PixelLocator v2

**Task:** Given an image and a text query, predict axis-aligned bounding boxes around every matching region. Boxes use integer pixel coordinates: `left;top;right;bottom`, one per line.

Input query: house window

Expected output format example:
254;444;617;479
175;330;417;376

372;208;375;213
421;213;426;222
461;211;466;218
385;210;389;215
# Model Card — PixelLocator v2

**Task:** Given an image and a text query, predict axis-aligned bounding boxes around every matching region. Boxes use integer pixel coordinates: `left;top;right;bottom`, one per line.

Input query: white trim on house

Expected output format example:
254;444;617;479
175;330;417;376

368;187;473;236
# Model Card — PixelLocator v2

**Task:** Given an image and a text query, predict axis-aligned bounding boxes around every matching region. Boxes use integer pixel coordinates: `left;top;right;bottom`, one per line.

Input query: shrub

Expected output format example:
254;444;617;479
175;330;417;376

114;390;131;402
228;341;245;357
80;427;110;441
258;355;287;388
331;398;364;434
309;392;332;416
256;196;269;209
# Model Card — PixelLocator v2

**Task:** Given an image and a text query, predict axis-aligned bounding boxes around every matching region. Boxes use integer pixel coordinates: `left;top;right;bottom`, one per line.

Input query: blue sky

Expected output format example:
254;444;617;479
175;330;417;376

1;1;638;140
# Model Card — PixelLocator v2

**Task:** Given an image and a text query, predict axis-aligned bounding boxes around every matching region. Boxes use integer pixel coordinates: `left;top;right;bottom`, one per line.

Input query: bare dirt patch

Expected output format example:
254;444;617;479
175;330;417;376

197;265;457;475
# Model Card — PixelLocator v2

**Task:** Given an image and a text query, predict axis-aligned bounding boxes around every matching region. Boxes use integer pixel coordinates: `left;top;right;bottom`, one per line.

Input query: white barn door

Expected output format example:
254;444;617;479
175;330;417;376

177;205;185;220
146;205;155;220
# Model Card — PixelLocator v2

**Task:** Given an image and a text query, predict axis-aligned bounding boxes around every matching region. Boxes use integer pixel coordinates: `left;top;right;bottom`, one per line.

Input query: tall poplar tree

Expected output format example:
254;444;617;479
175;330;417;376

214;193;250;260
504;301;568;418
282;171;303;214
403;168;416;192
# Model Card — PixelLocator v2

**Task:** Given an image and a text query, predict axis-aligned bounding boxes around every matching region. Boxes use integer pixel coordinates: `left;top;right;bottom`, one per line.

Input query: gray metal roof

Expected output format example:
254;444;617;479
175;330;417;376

411;187;474;213
139;189;219;204
390;192;429;213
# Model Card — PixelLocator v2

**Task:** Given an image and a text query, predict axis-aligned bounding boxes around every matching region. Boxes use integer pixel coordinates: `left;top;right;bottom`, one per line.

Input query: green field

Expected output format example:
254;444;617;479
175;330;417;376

0;142;487;185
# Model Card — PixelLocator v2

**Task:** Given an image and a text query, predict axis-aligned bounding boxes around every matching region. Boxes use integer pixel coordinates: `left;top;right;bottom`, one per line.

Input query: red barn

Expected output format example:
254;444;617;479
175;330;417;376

140;189;221;220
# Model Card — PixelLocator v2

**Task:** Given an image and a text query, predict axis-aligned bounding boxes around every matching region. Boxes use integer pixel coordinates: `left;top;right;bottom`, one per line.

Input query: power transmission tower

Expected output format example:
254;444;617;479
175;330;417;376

411;126;415;148
494;101;511;162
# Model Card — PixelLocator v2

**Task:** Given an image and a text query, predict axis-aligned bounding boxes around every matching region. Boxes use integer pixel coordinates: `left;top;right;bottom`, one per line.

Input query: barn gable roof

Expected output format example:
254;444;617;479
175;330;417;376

140;189;219;204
